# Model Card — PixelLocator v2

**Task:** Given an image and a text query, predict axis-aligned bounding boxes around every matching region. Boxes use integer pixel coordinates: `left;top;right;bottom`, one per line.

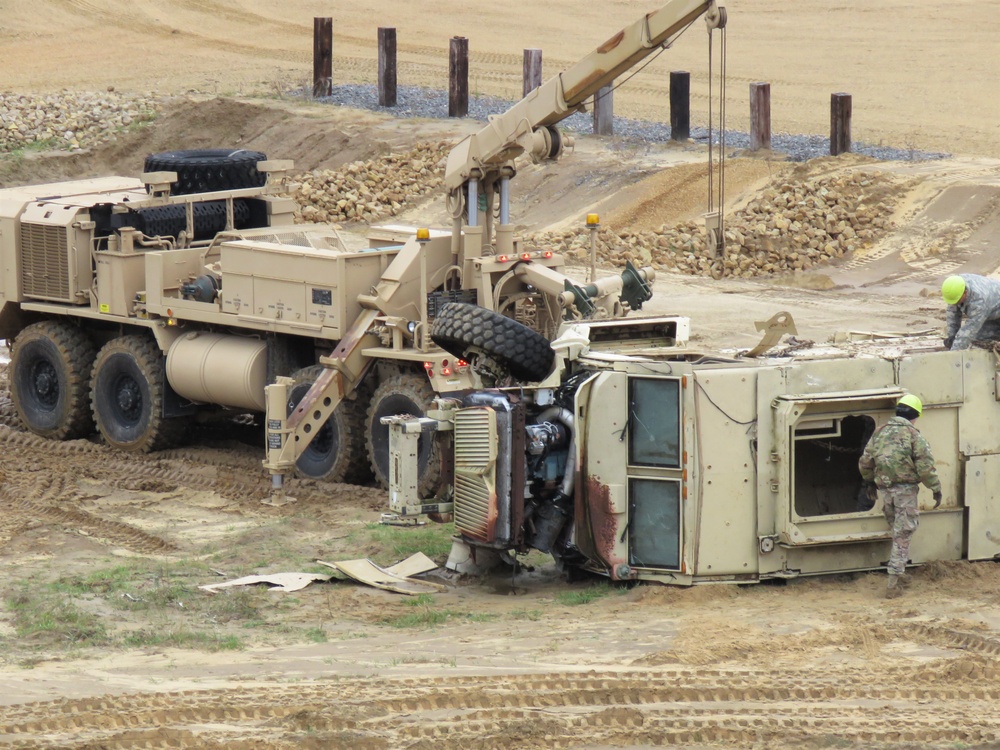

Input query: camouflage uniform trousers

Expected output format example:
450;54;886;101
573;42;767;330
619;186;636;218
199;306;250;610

881;483;919;576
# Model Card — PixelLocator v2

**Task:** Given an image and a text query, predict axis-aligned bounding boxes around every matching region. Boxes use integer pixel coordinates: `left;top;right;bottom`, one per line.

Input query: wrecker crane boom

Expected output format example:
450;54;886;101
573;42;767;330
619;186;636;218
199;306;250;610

446;0;726;259
446;0;727;188
262;0;727;501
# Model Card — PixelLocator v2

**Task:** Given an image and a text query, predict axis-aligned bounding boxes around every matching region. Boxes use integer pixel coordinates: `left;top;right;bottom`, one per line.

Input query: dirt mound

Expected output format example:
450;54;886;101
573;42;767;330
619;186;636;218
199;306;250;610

0;96;431;189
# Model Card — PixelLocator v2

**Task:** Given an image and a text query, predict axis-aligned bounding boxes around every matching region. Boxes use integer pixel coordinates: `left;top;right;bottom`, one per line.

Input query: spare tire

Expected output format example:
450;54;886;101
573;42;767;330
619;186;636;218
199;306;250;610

143;149;267;195
431;302;555;383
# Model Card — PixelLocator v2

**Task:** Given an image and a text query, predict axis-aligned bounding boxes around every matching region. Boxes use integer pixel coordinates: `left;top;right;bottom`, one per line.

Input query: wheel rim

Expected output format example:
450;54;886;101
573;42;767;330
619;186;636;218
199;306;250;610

310;421;335;458
29;359;59;410
111;373;144;426
289;381;339;477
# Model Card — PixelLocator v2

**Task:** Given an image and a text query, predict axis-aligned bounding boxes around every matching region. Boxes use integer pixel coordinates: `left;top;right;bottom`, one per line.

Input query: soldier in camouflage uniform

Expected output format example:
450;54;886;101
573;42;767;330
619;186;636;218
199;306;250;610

941;274;1000;350
858;394;943;599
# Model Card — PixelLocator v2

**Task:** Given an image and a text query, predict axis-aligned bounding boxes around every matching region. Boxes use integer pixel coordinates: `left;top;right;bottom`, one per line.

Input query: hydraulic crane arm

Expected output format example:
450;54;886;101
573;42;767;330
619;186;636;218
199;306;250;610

444;0;727;190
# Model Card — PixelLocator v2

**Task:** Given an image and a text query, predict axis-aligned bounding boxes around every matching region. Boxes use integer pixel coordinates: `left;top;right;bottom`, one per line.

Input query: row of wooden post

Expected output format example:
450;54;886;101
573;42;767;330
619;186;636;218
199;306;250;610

313;19;854;157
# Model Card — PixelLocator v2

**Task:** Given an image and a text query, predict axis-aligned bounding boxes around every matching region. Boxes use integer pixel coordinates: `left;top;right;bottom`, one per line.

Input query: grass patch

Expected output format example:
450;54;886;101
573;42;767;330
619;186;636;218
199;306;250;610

304;627;328;643
379;594;498;628
554;584;615;606
5;137;61;160
2;560;268;654
384;608;452;628
363;522;454;564
121;629;243;651
5;586;110;648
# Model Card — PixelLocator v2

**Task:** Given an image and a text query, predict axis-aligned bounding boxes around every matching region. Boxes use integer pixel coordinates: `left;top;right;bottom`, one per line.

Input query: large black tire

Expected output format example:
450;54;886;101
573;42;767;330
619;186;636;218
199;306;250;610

10;320;96;440
90;336;187;453
143;149;267;195
366;372;442;495
287;366;371;484
431;302;555;382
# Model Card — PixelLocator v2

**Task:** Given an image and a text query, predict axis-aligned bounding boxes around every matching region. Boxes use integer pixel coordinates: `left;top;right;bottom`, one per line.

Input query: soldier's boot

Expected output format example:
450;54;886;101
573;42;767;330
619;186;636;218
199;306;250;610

896;573;913;589
885;575;903;599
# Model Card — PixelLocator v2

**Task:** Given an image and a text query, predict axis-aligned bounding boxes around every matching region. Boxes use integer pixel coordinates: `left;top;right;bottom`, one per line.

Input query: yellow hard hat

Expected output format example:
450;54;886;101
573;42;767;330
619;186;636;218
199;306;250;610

898;393;923;416
941;275;967;305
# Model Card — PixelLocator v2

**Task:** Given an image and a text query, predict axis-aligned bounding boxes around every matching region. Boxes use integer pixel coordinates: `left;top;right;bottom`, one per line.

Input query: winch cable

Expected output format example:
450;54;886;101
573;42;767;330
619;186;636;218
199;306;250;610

706;23;727;244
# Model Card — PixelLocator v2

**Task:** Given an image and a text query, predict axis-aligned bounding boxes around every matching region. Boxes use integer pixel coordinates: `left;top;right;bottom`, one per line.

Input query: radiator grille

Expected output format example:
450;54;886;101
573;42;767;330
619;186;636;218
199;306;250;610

20;223;71;301
453;407;498;542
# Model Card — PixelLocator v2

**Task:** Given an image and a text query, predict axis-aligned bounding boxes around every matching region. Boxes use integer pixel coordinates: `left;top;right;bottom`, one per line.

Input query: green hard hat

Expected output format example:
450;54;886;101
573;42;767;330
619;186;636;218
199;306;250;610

941;275;967;305
898;393;923;416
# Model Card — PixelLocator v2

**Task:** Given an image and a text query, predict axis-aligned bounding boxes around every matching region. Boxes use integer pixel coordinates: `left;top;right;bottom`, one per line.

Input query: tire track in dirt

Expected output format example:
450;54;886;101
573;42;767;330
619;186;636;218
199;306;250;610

0;399;386;559
0;489;177;555
4;663;1000;749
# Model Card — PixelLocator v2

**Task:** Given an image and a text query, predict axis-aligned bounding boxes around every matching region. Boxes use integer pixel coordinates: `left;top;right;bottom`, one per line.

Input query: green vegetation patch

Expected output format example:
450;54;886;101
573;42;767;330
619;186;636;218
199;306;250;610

377;594;498;629
5;586;110;649
362;522;455;564
1;559;269;656
554;583;616;606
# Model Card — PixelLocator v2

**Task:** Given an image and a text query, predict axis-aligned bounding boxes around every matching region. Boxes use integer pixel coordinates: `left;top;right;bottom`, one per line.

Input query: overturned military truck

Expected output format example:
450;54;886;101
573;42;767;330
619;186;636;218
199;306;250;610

385;311;997;585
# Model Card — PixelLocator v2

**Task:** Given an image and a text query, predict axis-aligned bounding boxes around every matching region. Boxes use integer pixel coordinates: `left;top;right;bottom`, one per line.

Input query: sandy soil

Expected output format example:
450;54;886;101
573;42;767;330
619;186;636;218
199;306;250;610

4;3;1000;749
5;0;1000;158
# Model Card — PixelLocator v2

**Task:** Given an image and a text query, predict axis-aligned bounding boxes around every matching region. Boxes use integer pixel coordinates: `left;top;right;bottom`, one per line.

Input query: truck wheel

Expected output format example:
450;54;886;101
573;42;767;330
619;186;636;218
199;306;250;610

366;372;442;495
287;366;371;484
90;336;186;452
142;149;267;195
10;320;96;440
431;302;555;382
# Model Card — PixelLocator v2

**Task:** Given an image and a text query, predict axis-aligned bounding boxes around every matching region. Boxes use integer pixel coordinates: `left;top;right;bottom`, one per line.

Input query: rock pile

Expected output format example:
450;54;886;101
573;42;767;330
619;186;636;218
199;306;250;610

289;148;905;279
530;171;907;279
288;141;450;225
0;91;159;152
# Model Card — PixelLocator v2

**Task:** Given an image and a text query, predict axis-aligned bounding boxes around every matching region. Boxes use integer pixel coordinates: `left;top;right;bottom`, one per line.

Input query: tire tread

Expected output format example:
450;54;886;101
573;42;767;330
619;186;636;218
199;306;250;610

431;303;554;382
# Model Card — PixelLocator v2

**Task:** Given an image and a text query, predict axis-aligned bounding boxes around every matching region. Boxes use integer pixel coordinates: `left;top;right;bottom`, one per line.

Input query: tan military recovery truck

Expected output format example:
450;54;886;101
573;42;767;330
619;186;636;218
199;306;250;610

385;317;1000;585
0;1;728;494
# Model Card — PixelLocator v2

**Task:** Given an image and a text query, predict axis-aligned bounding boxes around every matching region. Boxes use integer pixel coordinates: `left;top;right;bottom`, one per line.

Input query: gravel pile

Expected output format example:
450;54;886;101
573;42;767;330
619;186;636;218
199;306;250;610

287;141;451;224
0;91;159;152
531;170;907;278
311;84;949;163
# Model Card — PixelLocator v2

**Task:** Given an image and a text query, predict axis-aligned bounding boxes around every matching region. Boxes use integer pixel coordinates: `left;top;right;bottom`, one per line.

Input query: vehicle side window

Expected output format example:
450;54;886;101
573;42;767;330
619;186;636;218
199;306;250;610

628;378;680;468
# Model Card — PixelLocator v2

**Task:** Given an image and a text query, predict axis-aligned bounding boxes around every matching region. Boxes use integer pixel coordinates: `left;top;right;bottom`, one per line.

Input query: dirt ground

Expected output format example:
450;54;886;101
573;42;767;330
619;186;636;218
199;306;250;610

4;3;1000;749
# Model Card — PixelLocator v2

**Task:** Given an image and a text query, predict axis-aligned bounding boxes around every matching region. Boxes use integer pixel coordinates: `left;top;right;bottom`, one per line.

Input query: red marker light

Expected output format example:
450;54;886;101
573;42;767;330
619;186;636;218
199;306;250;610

543;251;553;258
423;361;433;370
441;367;453;376
457;359;468;367
521;252;531;260
498;255;509;262
441;359;449;367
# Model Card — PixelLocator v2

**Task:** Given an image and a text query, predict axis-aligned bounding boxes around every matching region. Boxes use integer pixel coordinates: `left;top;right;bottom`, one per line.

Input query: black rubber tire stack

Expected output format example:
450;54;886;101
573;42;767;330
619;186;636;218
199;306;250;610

142;149;268;195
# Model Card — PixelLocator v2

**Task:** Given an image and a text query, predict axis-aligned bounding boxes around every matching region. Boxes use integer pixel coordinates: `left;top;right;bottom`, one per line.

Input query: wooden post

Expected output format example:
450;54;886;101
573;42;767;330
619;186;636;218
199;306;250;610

669;71;690;141
449;37;469;118
749;82;771;151
830;92;852;156
378;27;397;107
523;49;543;97
312;17;333;98
593;83;613;136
